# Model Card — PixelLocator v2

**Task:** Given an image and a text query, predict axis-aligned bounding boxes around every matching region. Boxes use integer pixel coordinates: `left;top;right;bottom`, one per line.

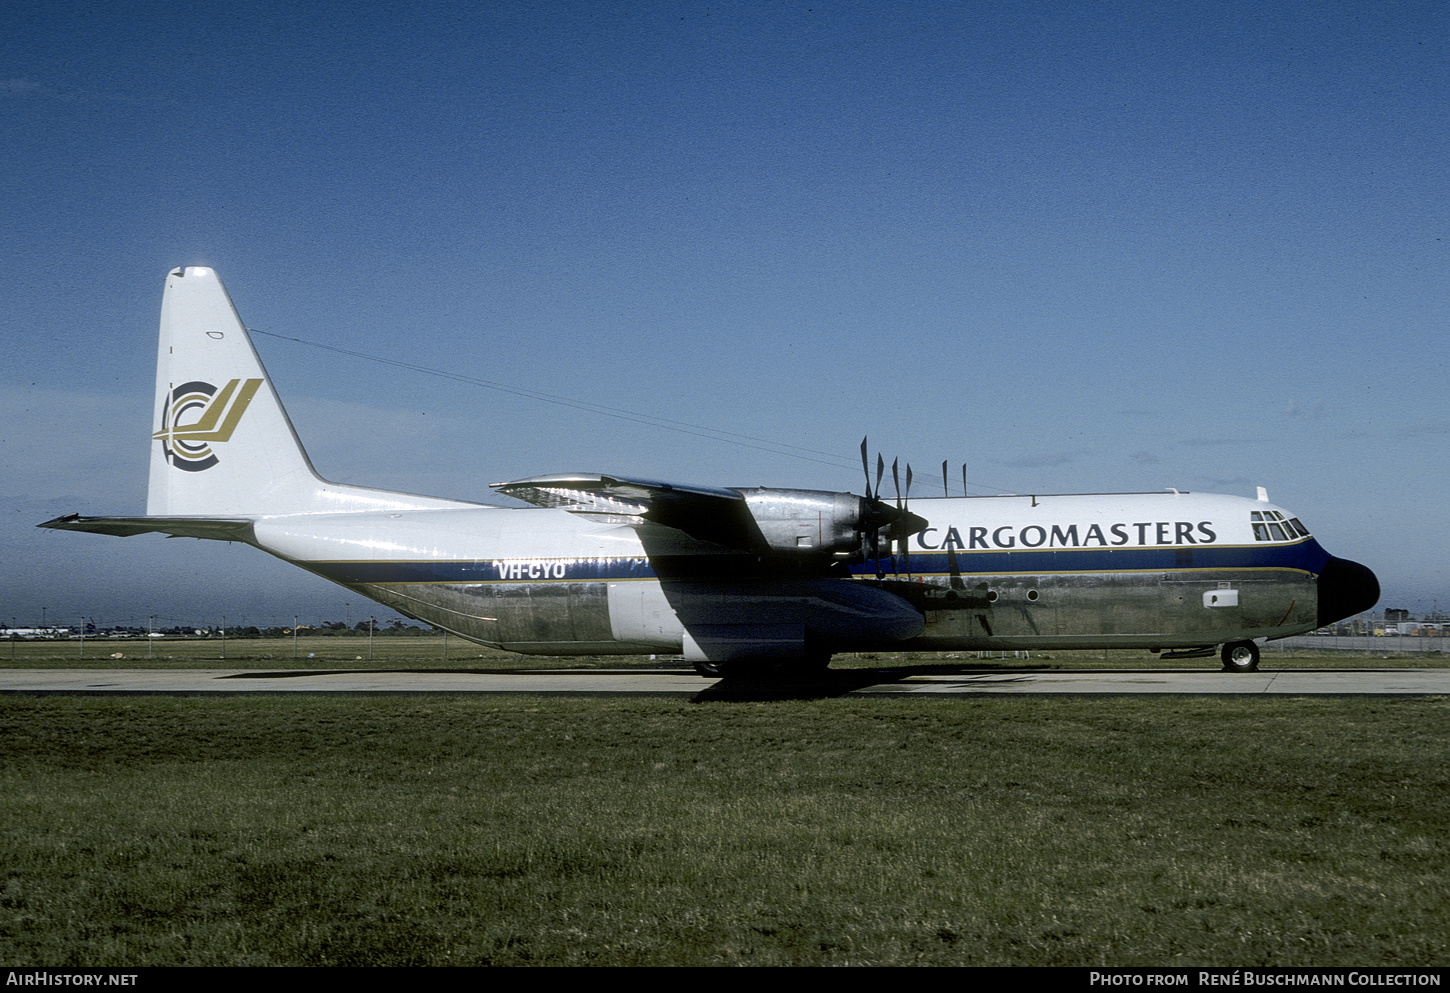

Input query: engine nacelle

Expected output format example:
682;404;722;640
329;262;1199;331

735;488;868;556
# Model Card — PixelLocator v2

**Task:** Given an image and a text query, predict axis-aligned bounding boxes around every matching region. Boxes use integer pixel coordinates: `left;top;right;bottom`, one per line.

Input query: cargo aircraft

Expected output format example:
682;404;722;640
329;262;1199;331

42;267;1380;674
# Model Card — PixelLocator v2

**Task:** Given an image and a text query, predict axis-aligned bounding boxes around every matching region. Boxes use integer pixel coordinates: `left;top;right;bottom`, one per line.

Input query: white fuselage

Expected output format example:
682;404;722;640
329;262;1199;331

239;489;1333;658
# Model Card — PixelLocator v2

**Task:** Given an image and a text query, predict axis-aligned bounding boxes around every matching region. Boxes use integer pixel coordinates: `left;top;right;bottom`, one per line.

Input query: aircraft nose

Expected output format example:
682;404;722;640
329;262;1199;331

1318;556;1380;628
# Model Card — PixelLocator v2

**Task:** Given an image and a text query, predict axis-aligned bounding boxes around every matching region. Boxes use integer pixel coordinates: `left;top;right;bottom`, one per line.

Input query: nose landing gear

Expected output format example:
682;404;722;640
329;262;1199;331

1221;641;1260;672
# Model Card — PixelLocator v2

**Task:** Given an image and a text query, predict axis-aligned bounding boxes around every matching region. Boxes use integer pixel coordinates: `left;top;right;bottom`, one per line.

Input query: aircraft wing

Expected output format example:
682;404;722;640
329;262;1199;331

491;474;763;550
38;514;257;542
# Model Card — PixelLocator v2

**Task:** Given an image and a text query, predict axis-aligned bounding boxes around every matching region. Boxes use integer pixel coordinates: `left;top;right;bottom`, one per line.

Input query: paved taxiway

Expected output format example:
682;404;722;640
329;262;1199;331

1;667;1446;696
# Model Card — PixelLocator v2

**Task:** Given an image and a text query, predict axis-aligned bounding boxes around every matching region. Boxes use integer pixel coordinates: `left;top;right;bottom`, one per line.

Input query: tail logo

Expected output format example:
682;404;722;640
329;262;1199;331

153;379;264;472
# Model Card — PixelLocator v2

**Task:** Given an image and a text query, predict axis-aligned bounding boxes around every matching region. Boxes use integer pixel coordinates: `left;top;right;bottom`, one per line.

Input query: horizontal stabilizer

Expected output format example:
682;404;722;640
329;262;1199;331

38;513;256;542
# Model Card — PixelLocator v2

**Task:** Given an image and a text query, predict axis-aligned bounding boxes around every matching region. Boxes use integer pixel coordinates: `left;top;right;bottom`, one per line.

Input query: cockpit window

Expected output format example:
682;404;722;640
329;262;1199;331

1252;510;1309;542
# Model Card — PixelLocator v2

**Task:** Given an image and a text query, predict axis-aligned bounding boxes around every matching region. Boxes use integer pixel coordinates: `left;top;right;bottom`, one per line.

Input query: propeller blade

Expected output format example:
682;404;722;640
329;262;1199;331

860;438;889;577
902;463;915;576
891;459;901;577
942;460;949;497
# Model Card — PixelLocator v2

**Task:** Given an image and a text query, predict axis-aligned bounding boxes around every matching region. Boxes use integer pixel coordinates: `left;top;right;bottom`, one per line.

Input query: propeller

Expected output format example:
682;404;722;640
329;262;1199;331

859;439;891;576
887;460;910;576
858;438;929;579
892;459;915;577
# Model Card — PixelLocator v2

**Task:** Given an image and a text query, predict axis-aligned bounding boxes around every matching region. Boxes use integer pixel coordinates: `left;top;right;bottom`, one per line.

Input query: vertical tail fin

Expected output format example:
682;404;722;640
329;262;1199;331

147;267;473;517
147;267;318;515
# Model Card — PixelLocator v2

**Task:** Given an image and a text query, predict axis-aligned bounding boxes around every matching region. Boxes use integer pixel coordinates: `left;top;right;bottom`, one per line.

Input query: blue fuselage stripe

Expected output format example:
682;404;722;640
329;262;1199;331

303;540;1331;586
848;539;1331;578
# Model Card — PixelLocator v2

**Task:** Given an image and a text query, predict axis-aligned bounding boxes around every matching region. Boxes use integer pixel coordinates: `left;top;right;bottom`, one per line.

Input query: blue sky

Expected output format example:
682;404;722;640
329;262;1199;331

3;1;1446;629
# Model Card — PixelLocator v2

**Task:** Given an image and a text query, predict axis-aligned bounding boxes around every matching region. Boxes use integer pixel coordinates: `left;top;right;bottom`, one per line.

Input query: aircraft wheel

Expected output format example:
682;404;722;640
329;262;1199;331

1221;641;1259;672
692;661;725;678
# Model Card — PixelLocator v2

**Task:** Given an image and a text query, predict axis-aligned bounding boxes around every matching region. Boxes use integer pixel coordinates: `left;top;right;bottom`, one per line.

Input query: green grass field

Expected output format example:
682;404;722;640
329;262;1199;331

1;644;1446;966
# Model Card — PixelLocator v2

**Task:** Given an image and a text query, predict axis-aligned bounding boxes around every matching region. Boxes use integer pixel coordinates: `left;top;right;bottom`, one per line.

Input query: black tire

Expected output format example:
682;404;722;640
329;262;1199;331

692;661;724;678
1221;641;1259;672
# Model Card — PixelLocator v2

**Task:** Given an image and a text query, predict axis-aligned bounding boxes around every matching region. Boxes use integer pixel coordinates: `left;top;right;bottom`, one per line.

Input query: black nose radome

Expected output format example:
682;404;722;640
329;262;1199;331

1318;556;1380;628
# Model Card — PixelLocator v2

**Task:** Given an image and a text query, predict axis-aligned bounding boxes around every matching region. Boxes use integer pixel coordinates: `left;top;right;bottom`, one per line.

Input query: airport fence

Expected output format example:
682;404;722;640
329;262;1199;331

1276;632;1447;653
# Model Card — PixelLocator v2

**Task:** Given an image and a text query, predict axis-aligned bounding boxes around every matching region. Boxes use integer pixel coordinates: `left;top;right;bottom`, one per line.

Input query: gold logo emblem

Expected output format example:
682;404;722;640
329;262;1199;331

153;378;263;472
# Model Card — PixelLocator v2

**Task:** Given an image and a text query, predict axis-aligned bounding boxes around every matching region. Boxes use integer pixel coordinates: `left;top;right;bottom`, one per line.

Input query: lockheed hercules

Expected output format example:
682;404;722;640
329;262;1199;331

42;267;1380;674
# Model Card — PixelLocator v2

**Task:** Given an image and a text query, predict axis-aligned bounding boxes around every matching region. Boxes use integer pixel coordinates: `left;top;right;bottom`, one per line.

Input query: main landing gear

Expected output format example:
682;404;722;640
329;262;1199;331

1220;641;1260;672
